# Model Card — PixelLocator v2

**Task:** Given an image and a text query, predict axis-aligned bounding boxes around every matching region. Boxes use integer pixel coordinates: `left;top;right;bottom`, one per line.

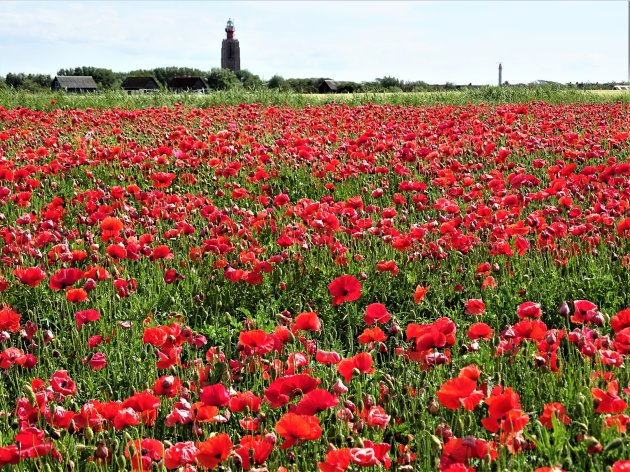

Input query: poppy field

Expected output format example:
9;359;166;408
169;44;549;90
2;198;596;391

0;99;629;471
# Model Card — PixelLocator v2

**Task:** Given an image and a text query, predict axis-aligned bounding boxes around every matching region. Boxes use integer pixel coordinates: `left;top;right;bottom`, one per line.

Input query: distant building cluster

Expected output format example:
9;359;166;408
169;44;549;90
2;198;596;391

51;19;239;94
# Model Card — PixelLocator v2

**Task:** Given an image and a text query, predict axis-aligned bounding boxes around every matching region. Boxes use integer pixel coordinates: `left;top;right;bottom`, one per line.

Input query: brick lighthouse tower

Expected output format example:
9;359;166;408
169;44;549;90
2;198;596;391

221;18;240;72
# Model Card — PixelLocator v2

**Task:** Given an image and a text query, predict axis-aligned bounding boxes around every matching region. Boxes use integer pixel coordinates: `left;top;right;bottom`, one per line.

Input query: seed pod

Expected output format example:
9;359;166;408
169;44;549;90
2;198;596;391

429;434;443;451
83;426;94;441
603;437;624;453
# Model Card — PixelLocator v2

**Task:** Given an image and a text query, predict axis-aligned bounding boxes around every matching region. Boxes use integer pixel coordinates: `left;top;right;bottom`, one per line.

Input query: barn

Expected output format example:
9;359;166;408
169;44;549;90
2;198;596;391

121;76;161;94
51;76;98;93
169;77;208;93
318;80;338;94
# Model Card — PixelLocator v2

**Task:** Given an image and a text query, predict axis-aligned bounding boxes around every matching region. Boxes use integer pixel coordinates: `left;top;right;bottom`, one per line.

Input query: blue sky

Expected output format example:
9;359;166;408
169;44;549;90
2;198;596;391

0;1;627;84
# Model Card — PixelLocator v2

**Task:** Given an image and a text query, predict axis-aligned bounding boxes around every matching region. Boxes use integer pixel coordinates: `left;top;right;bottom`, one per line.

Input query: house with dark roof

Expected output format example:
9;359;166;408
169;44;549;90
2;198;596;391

51;76;98;93
318;80;338;94
169;77;208;93
121;76;161;94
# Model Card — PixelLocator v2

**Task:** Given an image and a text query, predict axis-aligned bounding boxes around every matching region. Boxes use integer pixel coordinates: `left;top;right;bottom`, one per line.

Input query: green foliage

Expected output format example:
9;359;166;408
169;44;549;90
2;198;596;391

4;72;52;91
206;67;241;90
267;74;288;90
235;69;263;90
57;66;117;89
127;66;207;88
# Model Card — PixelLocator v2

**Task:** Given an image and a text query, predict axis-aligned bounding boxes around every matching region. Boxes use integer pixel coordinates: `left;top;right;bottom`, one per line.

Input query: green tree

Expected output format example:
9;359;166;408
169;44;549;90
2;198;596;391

57;66;116;89
267;75;288;90
4;73;51;91
207;68;241;90
235;70;263;90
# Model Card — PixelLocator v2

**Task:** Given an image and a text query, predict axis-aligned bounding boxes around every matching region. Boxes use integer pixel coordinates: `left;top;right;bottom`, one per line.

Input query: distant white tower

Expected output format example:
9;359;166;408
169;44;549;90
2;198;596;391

498;63;503;86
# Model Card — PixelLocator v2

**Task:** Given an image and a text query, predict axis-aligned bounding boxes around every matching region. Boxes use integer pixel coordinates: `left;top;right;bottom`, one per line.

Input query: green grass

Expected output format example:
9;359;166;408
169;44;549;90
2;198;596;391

0;85;628;111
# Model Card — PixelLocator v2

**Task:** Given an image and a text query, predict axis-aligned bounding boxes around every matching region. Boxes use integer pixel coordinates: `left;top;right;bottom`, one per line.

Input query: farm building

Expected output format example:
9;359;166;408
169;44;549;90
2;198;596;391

121;76;161;93
318;80;338;93
169;77;208;93
51;76;97;93
613;85;630;91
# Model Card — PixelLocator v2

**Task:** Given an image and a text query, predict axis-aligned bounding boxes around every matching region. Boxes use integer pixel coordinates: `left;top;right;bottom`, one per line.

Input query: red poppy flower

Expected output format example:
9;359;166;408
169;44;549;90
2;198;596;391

151;245;173;261
49;370;77;397
153;375;182;398
275;412;322;449
235;435;275;470
572;300;598;324
441;437;497;468
358;327;387;344
200;383;231;407
66;288;88;303
264;374;320;408
191;403;221;423
228;390;262;413
293;388;339;415
611;307;630;333
150;172;176;188
112;407;140;430
414;285;429;304
84;352;107;371
466;322;493;340
328;275;361;305
318;448;352;472
437;376;484;411
539;402;571;429
164;441;198;470
604;415;630;433
592;380;628;414
124;438;163;471
0;306;21;332
612;460;630;472
75;309;100;330
315;350;341;365
337;352;375;383
239;329;277;356
196;433;232;468
14;267;46;288
49;268;84;290
292;311;321;332
100;216;124;235
465;299;486;316
121;390;161;426
364;303;391;325
516;302;542;319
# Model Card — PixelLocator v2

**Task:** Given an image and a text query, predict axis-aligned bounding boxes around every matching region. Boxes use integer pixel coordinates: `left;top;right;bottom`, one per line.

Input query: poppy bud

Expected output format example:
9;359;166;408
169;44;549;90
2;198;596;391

84;426;94;441
435;423;453;441
83;278;97;291
332;379;348;394
603;437;623;452
264;432;277;445
399;466;414;472
363;394;375;409
429;434;443;451
388;322;401;335
344;400;357;413
558;301;570;317
428;398;440;415
95;441;109;460
22;384;36;403
533;355;547;367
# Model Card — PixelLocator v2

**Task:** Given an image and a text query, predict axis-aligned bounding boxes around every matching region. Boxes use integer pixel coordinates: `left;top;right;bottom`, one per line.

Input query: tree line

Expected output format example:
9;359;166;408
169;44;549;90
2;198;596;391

0;66;627;93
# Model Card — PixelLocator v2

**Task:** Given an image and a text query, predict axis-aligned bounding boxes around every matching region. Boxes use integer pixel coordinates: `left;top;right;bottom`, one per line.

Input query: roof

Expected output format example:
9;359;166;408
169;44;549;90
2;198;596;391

169;76;208;89
122;76;160;89
320;80;338;91
53;76;98;89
